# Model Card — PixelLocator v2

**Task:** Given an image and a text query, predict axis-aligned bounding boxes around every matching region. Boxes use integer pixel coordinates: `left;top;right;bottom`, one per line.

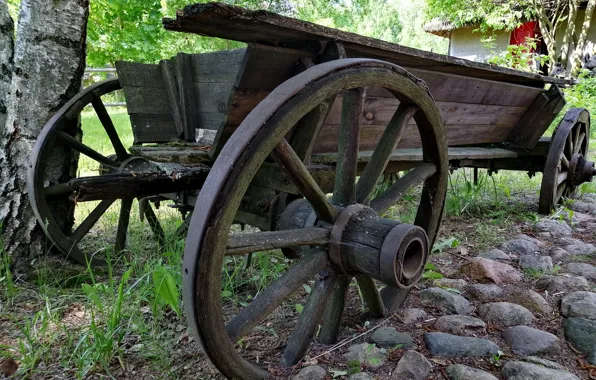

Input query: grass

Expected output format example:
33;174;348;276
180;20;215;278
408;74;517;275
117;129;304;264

2;103;596;379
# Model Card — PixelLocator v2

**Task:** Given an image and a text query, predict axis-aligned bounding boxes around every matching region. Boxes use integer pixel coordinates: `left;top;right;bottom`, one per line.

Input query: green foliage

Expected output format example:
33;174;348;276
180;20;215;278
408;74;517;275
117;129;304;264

487;38;549;73
422;262;444;279
432;237;459;253
152;264;181;315
559;75;596;138
424;0;532;32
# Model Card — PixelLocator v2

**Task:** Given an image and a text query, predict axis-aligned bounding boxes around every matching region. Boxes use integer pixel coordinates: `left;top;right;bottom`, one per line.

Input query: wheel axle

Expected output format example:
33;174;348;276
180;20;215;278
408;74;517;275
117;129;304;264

569;153;596;186
279;199;429;289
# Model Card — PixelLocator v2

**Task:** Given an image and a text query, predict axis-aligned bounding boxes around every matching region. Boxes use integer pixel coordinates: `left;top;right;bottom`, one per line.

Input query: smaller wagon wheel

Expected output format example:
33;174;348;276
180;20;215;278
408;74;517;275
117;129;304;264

539;108;595;214
28;79;170;266
183;59;448;379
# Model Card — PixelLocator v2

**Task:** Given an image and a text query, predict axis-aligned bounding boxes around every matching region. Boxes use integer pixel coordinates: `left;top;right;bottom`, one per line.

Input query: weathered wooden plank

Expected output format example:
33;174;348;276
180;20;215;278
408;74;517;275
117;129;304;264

312;147;520;163
115;61;164;88
68;168;209;202
237;44;315;90
129;145;212;163
163;2;568;87
226;89;528;127
313;123;513;153
405;69;544;107
129;114;180;144
176;53;198;140
190;48;246;83
506;85;566;148
160;60;185;137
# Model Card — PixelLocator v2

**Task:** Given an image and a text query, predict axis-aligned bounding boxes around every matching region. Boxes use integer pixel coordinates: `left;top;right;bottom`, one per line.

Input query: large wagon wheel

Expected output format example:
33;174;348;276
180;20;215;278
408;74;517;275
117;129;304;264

183;59;448;379
28;79;168;266
539;108;594;214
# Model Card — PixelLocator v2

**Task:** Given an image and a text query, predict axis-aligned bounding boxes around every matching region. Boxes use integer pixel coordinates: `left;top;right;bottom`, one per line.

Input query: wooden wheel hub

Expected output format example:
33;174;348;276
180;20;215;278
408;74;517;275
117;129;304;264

279;199;429;288
568;153;596;186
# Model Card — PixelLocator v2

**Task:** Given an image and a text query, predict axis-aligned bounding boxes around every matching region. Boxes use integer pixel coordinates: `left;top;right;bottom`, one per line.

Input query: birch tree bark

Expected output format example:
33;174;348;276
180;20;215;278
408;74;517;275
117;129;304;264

570;0;596;75
559;0;580;68
0;0;89;273
0;1;13;130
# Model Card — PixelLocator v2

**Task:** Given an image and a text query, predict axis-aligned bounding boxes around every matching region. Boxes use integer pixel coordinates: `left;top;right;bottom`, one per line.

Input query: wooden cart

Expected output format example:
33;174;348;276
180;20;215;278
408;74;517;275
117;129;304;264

28;3;596;378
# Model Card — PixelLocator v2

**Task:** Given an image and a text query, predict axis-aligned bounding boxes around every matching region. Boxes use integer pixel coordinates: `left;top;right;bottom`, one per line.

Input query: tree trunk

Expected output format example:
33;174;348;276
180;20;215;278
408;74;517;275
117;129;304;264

0;0;89;274
0;1;13;129
570;0;596;76
560;0;579;68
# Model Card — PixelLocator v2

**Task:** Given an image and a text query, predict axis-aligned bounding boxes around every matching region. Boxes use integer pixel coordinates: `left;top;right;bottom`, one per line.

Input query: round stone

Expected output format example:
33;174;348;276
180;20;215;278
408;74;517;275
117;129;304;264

565;262;596;281
563;317;596;353
446;364;498;380
293;365;327;380
393;350;432;380
561;291;596;320
535;220;572;238
502;325;560;355
423;332;499;357
419;287;473;315
370;327;414;349
508;289;553;314
478;302;534;327
434;315;486;335
466;284;504;302
535;275;589;293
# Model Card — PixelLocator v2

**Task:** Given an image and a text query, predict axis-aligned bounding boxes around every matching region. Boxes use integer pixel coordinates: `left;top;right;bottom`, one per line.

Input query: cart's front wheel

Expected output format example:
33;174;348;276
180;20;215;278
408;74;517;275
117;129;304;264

539;108;594;214
183;59;448;379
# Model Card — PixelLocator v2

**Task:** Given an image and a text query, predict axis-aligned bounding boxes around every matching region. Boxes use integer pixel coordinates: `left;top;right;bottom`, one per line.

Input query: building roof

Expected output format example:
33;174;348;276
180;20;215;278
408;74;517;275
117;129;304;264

423;19;456;37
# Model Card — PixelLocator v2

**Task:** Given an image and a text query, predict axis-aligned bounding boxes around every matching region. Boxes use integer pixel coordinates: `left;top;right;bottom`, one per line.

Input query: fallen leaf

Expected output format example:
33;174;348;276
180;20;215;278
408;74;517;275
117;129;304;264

1;358;18;377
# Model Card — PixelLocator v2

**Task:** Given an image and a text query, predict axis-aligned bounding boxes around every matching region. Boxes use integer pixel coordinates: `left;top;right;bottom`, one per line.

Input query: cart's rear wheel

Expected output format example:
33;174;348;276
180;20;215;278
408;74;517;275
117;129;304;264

183;59;448;379
539;108;593;214
28;79;173;266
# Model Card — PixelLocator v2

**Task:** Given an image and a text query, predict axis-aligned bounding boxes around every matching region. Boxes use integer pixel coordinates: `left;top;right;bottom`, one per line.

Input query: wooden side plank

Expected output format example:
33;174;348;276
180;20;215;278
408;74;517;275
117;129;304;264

129;114;180;144
160;60;185;137
311;147;520;163
176;52;198;140
506;85;566;148
163;2;568;87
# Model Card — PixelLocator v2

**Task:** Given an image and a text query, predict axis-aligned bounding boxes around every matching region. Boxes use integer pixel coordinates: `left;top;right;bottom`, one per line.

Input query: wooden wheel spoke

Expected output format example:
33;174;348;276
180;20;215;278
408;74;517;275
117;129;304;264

370;163;436;214
226;227;329;256
319;275;350;344
92;98;129;161
144;204;165;247
557;181;567;200
566;132;573;158
557;171;568;185
332;89;363;206
561;154;570;169
70;199;115;244
356;275;386;317
575;131;586;154
280;268;337;367
226;252;328;342
290;96;336;162
57;131;118;169
356;103;417;204
44;182;73;196
272;139;337;222
115;198;133;252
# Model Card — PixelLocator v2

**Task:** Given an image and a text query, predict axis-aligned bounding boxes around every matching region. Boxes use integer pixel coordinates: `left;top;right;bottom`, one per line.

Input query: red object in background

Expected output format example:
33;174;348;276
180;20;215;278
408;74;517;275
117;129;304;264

510;21;541;51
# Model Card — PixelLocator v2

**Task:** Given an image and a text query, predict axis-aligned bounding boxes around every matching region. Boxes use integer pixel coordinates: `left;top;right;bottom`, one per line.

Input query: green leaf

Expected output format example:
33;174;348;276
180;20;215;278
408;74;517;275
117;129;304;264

422;271;444;279
82;283;104;312
331;370;348;378
295;304;304;314
153;265;180;315
303;284;312;294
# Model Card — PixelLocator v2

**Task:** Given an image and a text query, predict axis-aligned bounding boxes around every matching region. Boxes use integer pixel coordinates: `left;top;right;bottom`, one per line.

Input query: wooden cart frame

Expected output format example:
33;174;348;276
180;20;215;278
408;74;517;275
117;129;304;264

28;3;596;378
